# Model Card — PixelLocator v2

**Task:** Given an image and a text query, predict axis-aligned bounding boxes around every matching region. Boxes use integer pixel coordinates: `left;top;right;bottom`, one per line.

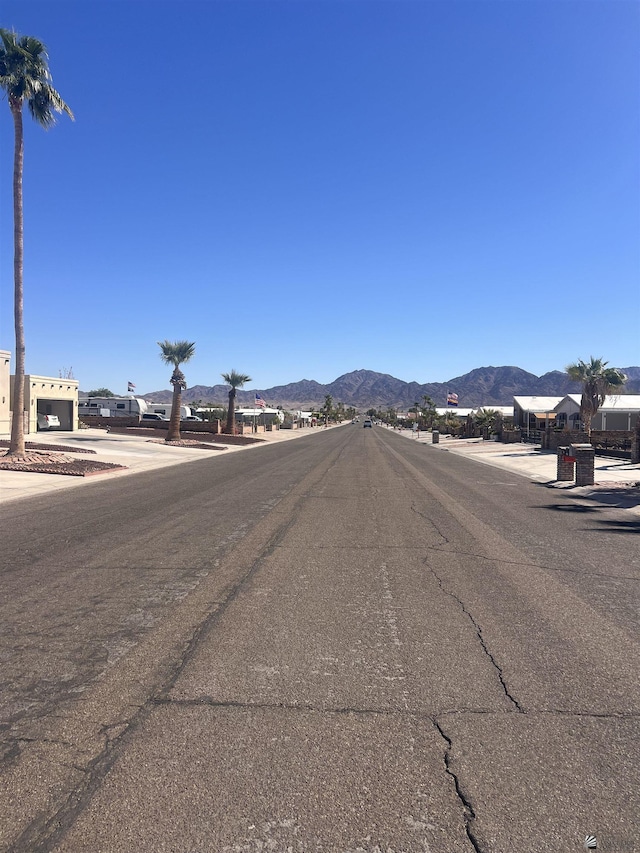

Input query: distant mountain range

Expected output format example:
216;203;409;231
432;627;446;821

139;365;640;410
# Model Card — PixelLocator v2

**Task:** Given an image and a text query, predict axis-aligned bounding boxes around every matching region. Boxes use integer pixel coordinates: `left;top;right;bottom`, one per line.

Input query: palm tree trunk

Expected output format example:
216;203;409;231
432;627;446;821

167;383;182;441
580;394;593;438
226;388;236;434
9;101;25;457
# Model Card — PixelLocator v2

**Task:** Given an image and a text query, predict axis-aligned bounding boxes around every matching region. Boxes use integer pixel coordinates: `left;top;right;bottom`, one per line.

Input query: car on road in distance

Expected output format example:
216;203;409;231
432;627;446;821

182;415;204;421
37;413;61;430
363;419;372;428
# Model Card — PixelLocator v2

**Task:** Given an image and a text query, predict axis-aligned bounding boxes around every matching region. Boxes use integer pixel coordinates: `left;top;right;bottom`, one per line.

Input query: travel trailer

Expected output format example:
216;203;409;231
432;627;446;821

78;396;149;418
146;403;193;420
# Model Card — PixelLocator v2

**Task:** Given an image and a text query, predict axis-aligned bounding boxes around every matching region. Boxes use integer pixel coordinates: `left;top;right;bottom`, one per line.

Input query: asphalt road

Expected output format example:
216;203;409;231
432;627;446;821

1;425;638;852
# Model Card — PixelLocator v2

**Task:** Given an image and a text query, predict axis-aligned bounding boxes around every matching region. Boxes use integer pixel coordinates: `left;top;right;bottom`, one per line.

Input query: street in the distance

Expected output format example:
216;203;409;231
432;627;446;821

1;425;638;853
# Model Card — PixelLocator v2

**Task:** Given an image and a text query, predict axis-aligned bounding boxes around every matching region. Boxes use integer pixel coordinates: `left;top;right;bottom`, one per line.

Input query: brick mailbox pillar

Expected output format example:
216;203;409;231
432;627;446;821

556;446;575;481
432;430;440;444
571;443;595;486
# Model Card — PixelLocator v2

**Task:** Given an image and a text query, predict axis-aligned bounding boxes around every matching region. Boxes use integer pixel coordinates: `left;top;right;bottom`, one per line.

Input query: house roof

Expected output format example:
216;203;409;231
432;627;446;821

598;395;640;411
555;394;640;412
473;406;514;417
513;396;563;411
435;407;475;417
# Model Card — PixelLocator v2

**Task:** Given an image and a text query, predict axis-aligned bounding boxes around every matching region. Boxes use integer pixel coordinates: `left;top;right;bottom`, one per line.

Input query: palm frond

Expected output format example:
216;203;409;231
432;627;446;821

0;28;73;125
157;340;196;367
566;356;627;433
221;370;252;389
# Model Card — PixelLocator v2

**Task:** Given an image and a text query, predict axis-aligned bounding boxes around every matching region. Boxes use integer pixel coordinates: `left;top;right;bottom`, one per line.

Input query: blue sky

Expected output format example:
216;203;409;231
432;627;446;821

1;0;638;396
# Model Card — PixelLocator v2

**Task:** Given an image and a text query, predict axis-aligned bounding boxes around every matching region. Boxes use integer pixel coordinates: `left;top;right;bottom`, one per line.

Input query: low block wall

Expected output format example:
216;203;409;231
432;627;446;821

80;415;139;429
544;430;589;451
545;429;632;458
80;415;222;433
590;430;633;450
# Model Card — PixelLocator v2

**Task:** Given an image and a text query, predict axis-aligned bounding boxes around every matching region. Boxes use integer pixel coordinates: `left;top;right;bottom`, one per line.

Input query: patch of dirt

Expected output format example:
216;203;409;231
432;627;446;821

147;438;228;450
0;450;126;477
106;426;264;445
0;440;96;454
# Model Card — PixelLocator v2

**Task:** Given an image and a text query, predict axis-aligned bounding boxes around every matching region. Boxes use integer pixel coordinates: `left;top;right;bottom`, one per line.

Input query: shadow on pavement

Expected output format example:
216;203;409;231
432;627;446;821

536;503;602;514
593;518;640;534
581;487;640;511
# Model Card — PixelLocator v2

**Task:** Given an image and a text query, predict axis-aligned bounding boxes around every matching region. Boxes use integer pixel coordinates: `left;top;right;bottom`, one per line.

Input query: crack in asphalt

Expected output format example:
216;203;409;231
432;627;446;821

427;560;524;714
432;719;483;853
409;502;451;549
426;545;640;583
151;696;640;722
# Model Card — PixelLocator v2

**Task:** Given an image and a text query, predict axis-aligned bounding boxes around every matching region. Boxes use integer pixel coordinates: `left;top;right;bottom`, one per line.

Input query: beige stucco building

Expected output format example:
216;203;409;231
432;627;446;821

1;352;79;435
0;350;10;435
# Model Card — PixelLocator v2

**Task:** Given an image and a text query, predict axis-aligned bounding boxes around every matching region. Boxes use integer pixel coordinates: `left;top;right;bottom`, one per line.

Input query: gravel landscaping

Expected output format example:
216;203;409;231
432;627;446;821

0;445;127;477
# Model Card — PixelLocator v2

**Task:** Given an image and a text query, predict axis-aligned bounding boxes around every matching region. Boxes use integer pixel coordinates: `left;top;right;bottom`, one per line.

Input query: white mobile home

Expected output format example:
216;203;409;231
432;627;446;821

235;407;284;425
554;394;640;431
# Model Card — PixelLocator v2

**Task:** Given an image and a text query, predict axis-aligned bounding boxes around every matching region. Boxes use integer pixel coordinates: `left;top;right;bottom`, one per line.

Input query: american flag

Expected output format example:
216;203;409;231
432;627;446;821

128;382;136;392
255;393;266;409
447;392;459;407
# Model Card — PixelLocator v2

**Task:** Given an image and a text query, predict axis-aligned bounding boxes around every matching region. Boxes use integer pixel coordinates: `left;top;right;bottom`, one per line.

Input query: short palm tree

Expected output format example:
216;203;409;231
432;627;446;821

222;370;252;434
566;357;626;436
1;29;73;456
421;394;436;427
158;340;196;441
474;407;500;432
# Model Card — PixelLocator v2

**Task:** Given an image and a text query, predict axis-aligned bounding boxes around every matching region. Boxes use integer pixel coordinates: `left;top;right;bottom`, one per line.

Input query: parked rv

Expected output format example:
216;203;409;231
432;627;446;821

78;396;149;418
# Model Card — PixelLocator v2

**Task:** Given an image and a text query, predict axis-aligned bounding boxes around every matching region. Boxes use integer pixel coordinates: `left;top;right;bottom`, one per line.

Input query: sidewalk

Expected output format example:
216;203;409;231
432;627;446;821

0;424;333;505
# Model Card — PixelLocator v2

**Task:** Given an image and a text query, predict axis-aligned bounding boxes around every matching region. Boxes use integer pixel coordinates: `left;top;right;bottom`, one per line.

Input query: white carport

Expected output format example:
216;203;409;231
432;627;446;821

513;396;562;434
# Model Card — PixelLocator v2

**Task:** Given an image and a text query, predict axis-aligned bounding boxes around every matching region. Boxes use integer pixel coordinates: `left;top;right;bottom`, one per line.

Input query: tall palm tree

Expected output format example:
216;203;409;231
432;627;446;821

158;340;196;441
222;370;251;434
565;357;626;436
1;29;73;456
